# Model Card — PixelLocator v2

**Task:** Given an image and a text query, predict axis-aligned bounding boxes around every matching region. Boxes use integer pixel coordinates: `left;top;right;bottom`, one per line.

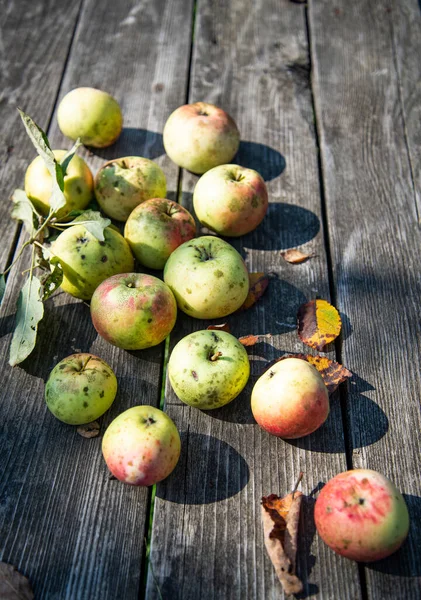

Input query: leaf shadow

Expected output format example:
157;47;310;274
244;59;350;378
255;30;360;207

235;140;286;181
295;495;319;599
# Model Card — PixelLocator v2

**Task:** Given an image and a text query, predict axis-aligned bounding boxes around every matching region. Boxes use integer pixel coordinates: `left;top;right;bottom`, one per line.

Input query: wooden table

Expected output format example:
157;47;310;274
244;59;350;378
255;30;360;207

1;0;420;598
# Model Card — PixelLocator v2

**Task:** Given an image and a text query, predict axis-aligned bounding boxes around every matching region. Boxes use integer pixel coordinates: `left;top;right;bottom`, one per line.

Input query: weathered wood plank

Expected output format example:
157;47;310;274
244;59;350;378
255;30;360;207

147;0;361;598
0;0;83;271
309;0;421;597
0;0;194;598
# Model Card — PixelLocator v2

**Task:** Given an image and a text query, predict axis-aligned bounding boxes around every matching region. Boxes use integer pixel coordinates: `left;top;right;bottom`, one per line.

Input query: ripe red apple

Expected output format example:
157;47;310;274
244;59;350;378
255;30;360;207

102;406;181;486
193;164;268;236
90;273;177;350
315;469;410;562
163;102;240;174
124;198;196;269
251;358;329;439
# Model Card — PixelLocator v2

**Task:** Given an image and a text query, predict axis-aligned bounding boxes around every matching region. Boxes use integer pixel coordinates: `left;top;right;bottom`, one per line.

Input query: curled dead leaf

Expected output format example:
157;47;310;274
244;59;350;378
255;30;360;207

281;249;313;264
297;299;341;350
77;421;100;438
238;334;259;347
207;323;231;333
0;562;34;600
238;273;269;312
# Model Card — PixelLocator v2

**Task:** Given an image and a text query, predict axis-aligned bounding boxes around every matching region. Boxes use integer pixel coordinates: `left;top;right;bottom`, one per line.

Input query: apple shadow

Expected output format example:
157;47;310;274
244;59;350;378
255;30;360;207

93;127;165;161
365;493;421;577
156;432;249;504
235;140;286;182
295;495;319;599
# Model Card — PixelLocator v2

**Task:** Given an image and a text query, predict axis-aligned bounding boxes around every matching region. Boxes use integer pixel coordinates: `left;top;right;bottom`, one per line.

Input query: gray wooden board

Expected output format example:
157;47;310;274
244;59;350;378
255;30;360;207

0;0;83;271
147;0;361;598
309;0;421;598
0;0;193;598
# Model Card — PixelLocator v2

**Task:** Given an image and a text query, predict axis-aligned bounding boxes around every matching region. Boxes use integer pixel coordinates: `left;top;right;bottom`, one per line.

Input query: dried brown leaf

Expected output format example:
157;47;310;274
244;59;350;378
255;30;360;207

297;299;341;350
77;421;100;438
281;249;313;264
207;323;231;333
272;353;352;394
238;334;259;347
238;272;269;312
0;563;34;600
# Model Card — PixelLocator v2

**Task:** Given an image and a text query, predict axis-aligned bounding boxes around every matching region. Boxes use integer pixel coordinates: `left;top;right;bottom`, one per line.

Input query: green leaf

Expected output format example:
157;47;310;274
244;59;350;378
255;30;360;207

11;189;39;235
18;109;67;214
60;138;82;176
9;275;44;366
0;274;6;307
58;210;111;241
41;257;63;301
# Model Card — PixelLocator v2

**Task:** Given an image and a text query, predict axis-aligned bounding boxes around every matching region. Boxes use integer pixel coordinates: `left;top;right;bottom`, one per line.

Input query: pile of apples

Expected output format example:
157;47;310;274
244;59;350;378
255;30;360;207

35;87;408;565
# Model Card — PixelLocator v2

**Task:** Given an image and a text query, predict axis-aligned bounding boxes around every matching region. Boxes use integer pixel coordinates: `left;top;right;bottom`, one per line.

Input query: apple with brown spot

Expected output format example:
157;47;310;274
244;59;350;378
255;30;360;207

251;357;329;439
90;273;177;350
102;406;181;486
163;102;240;174
315;469;409;562
193;164;268;236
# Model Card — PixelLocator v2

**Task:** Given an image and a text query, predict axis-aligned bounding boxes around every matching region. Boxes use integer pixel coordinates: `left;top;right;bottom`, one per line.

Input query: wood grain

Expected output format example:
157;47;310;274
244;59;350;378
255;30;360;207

0;0;193;598
309;0;421;597
147;0;360;598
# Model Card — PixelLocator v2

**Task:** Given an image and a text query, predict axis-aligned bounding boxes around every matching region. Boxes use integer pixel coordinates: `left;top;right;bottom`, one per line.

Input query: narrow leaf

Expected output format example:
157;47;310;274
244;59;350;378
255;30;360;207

41;257;63;301
297;299;342;350
11;189;39;235
0;562;34;600
0;275;6;307
281;249;314;264
237;272;269;312
207;323;231;333
239;334;259;347
9;276;44;366
60;138;82;175
58;210;111;241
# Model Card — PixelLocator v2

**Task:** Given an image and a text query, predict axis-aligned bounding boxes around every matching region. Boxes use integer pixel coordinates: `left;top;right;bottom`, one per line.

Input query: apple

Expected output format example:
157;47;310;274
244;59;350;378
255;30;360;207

45;353;117;425
90;273;177;350
124;198;196;269
94;156;167;221
57;87;123;148
52;224;134;300
168;330;250;410
102;405;181;486
163;102;240;174
163;236;249;319
25;150;93;218
315;469;410;562
193;164;268;236
251;358;329;439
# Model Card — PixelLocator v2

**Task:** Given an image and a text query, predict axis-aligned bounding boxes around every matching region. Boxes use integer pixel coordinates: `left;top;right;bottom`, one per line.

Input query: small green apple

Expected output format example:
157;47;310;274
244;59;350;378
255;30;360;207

57;87;123;148
94;157;167;221
25;150;93;218
45;353;117;425
52;224;134;300
163;236;249;319
168;330;250;409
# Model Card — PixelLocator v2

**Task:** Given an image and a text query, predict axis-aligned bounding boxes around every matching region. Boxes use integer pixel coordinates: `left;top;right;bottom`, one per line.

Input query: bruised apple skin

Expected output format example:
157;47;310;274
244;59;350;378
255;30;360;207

90;273;177;350
163;236;249;319
163;102;240;174
251;358;329;439
102;405;181;486
45;353;117;425
314;469;410;562
193;164;268;236
52;225;134;300
94;157;167;221
57;87;123;148
124;198;196;269
168;330;250;409
25;150;93;218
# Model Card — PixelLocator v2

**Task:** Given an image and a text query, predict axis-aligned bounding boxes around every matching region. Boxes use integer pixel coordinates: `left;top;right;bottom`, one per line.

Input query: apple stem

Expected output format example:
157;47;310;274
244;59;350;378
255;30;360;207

210;351;222;361
292;471;304;499
81;356;92;371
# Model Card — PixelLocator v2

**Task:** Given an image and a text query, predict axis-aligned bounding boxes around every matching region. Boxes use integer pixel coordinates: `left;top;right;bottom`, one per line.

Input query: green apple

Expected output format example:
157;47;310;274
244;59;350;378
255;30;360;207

102;406;181;486
193;164;268;236
168;330;250;409
57;87;123;148
52;224;134;300
25;150;93;218
124;198;196;269
45;353;117;425
163;236;249;319
163;102;240;174
94;157;167;221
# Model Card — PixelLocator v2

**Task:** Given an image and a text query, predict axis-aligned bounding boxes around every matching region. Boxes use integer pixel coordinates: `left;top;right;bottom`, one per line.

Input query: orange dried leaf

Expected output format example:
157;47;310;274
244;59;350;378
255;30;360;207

238;334;258;347
297;299;341;350
207;323;231;333
261;483;303;595
238;272;269;311
281;249;313;264
0;562;34;599
77;421;100;438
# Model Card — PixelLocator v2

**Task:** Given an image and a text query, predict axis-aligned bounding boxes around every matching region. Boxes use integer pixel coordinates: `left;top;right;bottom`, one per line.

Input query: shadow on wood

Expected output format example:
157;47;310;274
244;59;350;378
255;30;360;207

235;140;286;181
156;431;249;504
296;495;319;599
93;127;165;161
